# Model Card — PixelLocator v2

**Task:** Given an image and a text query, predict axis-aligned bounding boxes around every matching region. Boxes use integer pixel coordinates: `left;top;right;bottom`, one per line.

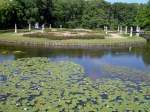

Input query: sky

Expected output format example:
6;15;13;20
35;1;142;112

106;0;148;4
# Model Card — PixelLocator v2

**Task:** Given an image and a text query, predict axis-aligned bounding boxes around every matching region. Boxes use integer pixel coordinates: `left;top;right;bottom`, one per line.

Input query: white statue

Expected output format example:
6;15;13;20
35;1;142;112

29;23;31;31
130;27;133;37
136;26;140;37
15;24;17;33
60;25;62;30
49;24;52;29
42;24;45;33
35;22;39;29
105;26;108;34
104;26;106;32
125;26;128;34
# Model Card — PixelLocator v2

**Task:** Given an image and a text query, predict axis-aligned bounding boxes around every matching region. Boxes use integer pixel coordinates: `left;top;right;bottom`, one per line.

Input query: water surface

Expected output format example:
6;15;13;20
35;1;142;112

0;44;150;111
0;44;150;79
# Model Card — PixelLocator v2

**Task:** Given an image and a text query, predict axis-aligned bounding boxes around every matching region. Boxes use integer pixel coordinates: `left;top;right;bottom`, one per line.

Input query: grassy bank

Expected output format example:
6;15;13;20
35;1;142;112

0;31;147;49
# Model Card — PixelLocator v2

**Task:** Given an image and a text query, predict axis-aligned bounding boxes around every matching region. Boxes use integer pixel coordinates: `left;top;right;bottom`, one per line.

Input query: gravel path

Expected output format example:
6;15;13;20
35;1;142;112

109;33;125;38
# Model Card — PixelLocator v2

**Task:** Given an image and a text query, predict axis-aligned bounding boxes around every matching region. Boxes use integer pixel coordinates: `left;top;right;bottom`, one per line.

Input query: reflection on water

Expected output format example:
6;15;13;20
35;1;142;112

0;44;150;79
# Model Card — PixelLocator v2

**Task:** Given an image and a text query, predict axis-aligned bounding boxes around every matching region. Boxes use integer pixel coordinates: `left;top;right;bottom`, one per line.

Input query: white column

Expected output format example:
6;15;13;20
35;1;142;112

29;23;31;31
136;26;140;37
125;26;128;34
130;27;133;37
139;27;141;35
42;24;45;33
15;24;17;33
105;26;108;34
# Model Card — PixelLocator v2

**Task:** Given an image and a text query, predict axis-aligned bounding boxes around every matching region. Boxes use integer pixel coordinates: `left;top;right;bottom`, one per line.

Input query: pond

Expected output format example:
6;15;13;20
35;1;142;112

0;44;150;80
0;44;150;112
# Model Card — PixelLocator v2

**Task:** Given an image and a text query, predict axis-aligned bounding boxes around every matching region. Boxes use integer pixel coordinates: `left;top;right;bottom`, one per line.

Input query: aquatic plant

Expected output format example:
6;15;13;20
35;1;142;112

0;58;149;112
101;64;150;83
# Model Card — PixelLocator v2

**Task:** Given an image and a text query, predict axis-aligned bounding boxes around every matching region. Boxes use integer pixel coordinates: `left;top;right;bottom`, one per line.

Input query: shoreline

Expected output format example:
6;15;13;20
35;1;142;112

0;32;147;49
0;39;146;49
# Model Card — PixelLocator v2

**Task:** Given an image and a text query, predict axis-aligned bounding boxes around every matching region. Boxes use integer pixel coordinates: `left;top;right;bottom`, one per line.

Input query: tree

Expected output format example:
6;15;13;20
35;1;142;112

110;3;140;28
18;0;39;24
136;1;150;30
0;0;24;28
52;0;85;28
0;0;149;30
81;0;110;29
36;0;52;24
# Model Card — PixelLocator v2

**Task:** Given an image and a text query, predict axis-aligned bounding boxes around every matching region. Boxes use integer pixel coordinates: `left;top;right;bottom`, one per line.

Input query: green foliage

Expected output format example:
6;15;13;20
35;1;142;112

0;0;149;29
81;0;110;29
110;3;140;28
0;0;52;29
0;0;23;28
52;0;85;28
136;1;150;30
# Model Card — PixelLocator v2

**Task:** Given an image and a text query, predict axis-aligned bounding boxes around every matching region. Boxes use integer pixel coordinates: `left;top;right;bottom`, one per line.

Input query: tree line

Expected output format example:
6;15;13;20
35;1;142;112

0;0;150;30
